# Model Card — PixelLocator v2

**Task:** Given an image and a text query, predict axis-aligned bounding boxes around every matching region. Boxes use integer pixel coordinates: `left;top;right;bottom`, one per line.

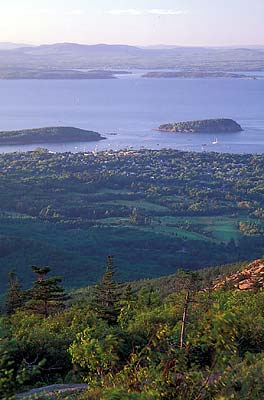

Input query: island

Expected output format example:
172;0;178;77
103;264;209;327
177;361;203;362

157;119;243;133
0;126;106;145
0;69;131;80
142;71;258;79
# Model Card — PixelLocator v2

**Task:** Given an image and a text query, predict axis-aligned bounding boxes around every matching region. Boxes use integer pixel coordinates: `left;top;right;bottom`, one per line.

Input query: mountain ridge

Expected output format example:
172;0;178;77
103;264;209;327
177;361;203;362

0;43;264;73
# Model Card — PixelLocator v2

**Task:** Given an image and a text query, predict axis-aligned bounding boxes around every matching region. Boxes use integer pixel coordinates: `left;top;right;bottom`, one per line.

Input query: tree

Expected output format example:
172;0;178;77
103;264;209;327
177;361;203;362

69;322;124;385
177;271;204;350
0;318;41;399
92;256;120;324
5;271;24;315
25;266;67;318
118;284;136;329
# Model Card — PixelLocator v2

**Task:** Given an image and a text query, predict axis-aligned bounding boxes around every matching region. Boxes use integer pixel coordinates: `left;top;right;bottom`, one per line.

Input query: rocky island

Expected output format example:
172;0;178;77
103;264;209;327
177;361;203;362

0;126;106;145
157;118;243;133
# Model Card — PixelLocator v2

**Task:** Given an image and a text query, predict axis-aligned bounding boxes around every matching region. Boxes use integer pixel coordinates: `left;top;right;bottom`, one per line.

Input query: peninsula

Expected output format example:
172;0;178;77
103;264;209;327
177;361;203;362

157;119;243;133
0;127;106;145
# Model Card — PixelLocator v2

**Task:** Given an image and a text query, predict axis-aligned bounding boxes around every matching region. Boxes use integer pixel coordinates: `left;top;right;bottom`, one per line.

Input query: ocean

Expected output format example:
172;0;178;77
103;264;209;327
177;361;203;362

0;75;263;154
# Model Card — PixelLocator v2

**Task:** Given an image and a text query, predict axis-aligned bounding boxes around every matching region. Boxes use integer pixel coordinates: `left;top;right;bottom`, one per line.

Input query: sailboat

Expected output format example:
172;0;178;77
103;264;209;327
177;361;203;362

212;137;219;145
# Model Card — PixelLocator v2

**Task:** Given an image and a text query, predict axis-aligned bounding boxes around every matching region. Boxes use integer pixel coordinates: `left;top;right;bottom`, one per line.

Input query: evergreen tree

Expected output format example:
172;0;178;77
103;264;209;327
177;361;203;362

5;271;24;315
122;284;134;303
93;256;120;324
25;266;67;318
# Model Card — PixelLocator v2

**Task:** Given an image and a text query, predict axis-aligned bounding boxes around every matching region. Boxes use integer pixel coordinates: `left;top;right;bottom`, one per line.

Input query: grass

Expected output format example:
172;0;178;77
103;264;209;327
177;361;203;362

96;199;170;212
100;215;244;242
141;215;247;243
99;215;235;242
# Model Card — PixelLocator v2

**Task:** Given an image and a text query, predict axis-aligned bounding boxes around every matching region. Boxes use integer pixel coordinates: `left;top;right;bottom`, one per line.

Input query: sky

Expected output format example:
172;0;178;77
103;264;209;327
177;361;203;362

0;0;264;46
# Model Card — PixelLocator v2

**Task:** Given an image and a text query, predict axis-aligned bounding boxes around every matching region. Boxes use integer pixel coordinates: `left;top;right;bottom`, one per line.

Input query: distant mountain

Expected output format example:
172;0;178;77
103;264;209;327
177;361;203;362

15;43;144;56
141;45;183;49
0;42;33;50
0;42;264;74
142;44;264;51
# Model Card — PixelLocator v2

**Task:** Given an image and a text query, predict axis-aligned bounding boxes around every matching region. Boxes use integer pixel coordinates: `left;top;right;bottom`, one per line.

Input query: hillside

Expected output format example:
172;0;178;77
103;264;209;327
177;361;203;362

71;260;250;303
3;257;264;400
0;126;105;145
158;118;243;133
0;149;263;293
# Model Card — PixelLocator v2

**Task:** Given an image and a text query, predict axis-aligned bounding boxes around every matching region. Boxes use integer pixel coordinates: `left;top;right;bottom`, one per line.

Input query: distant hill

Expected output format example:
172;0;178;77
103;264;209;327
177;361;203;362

0;42;33;50
14;43;144;56
0;43;264;74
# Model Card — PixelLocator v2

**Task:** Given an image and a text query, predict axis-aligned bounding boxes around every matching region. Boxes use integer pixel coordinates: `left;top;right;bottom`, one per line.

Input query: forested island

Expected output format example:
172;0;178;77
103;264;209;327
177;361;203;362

143;71;258;79
0;126;105;145
0;69;131;79
158;118;243;133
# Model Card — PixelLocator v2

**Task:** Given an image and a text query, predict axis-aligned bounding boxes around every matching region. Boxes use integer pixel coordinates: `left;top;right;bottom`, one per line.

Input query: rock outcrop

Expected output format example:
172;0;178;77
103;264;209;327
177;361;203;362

214;259;264;290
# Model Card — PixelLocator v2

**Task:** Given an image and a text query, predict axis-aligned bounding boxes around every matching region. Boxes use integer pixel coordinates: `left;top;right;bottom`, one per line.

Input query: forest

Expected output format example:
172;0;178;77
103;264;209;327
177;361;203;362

0;148;263;294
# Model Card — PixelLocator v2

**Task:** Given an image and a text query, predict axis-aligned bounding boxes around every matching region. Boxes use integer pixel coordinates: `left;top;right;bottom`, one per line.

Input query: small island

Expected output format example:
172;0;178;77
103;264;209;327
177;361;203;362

0;126;106;145
157;119;243;133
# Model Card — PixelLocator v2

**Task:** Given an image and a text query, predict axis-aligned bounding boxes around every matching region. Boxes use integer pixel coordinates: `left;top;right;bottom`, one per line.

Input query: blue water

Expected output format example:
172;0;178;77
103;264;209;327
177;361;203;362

0;76;264;154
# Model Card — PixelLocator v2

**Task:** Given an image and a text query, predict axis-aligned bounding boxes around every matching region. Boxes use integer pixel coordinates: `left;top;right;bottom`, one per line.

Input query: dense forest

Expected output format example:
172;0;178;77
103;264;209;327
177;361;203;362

0;148;263;293
1;257;264;399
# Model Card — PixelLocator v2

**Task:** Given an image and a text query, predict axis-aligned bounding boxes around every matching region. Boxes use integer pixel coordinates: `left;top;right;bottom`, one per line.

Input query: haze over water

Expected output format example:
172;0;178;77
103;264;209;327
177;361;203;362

0;75;264;154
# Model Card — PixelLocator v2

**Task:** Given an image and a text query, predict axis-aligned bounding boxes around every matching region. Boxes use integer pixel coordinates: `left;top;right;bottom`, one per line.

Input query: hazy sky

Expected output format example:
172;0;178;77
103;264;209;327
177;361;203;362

1;0;264;46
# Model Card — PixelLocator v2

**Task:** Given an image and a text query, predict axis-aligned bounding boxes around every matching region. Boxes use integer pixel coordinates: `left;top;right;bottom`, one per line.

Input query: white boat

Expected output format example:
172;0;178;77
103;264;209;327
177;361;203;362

212;137;219;144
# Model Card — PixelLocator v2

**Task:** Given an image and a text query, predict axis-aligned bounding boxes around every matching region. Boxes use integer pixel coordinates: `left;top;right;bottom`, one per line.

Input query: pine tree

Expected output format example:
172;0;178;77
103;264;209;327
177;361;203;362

122;284;133;303
25;266;67;318
178;271;204;350
93;256;120;324
5;271;24;315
